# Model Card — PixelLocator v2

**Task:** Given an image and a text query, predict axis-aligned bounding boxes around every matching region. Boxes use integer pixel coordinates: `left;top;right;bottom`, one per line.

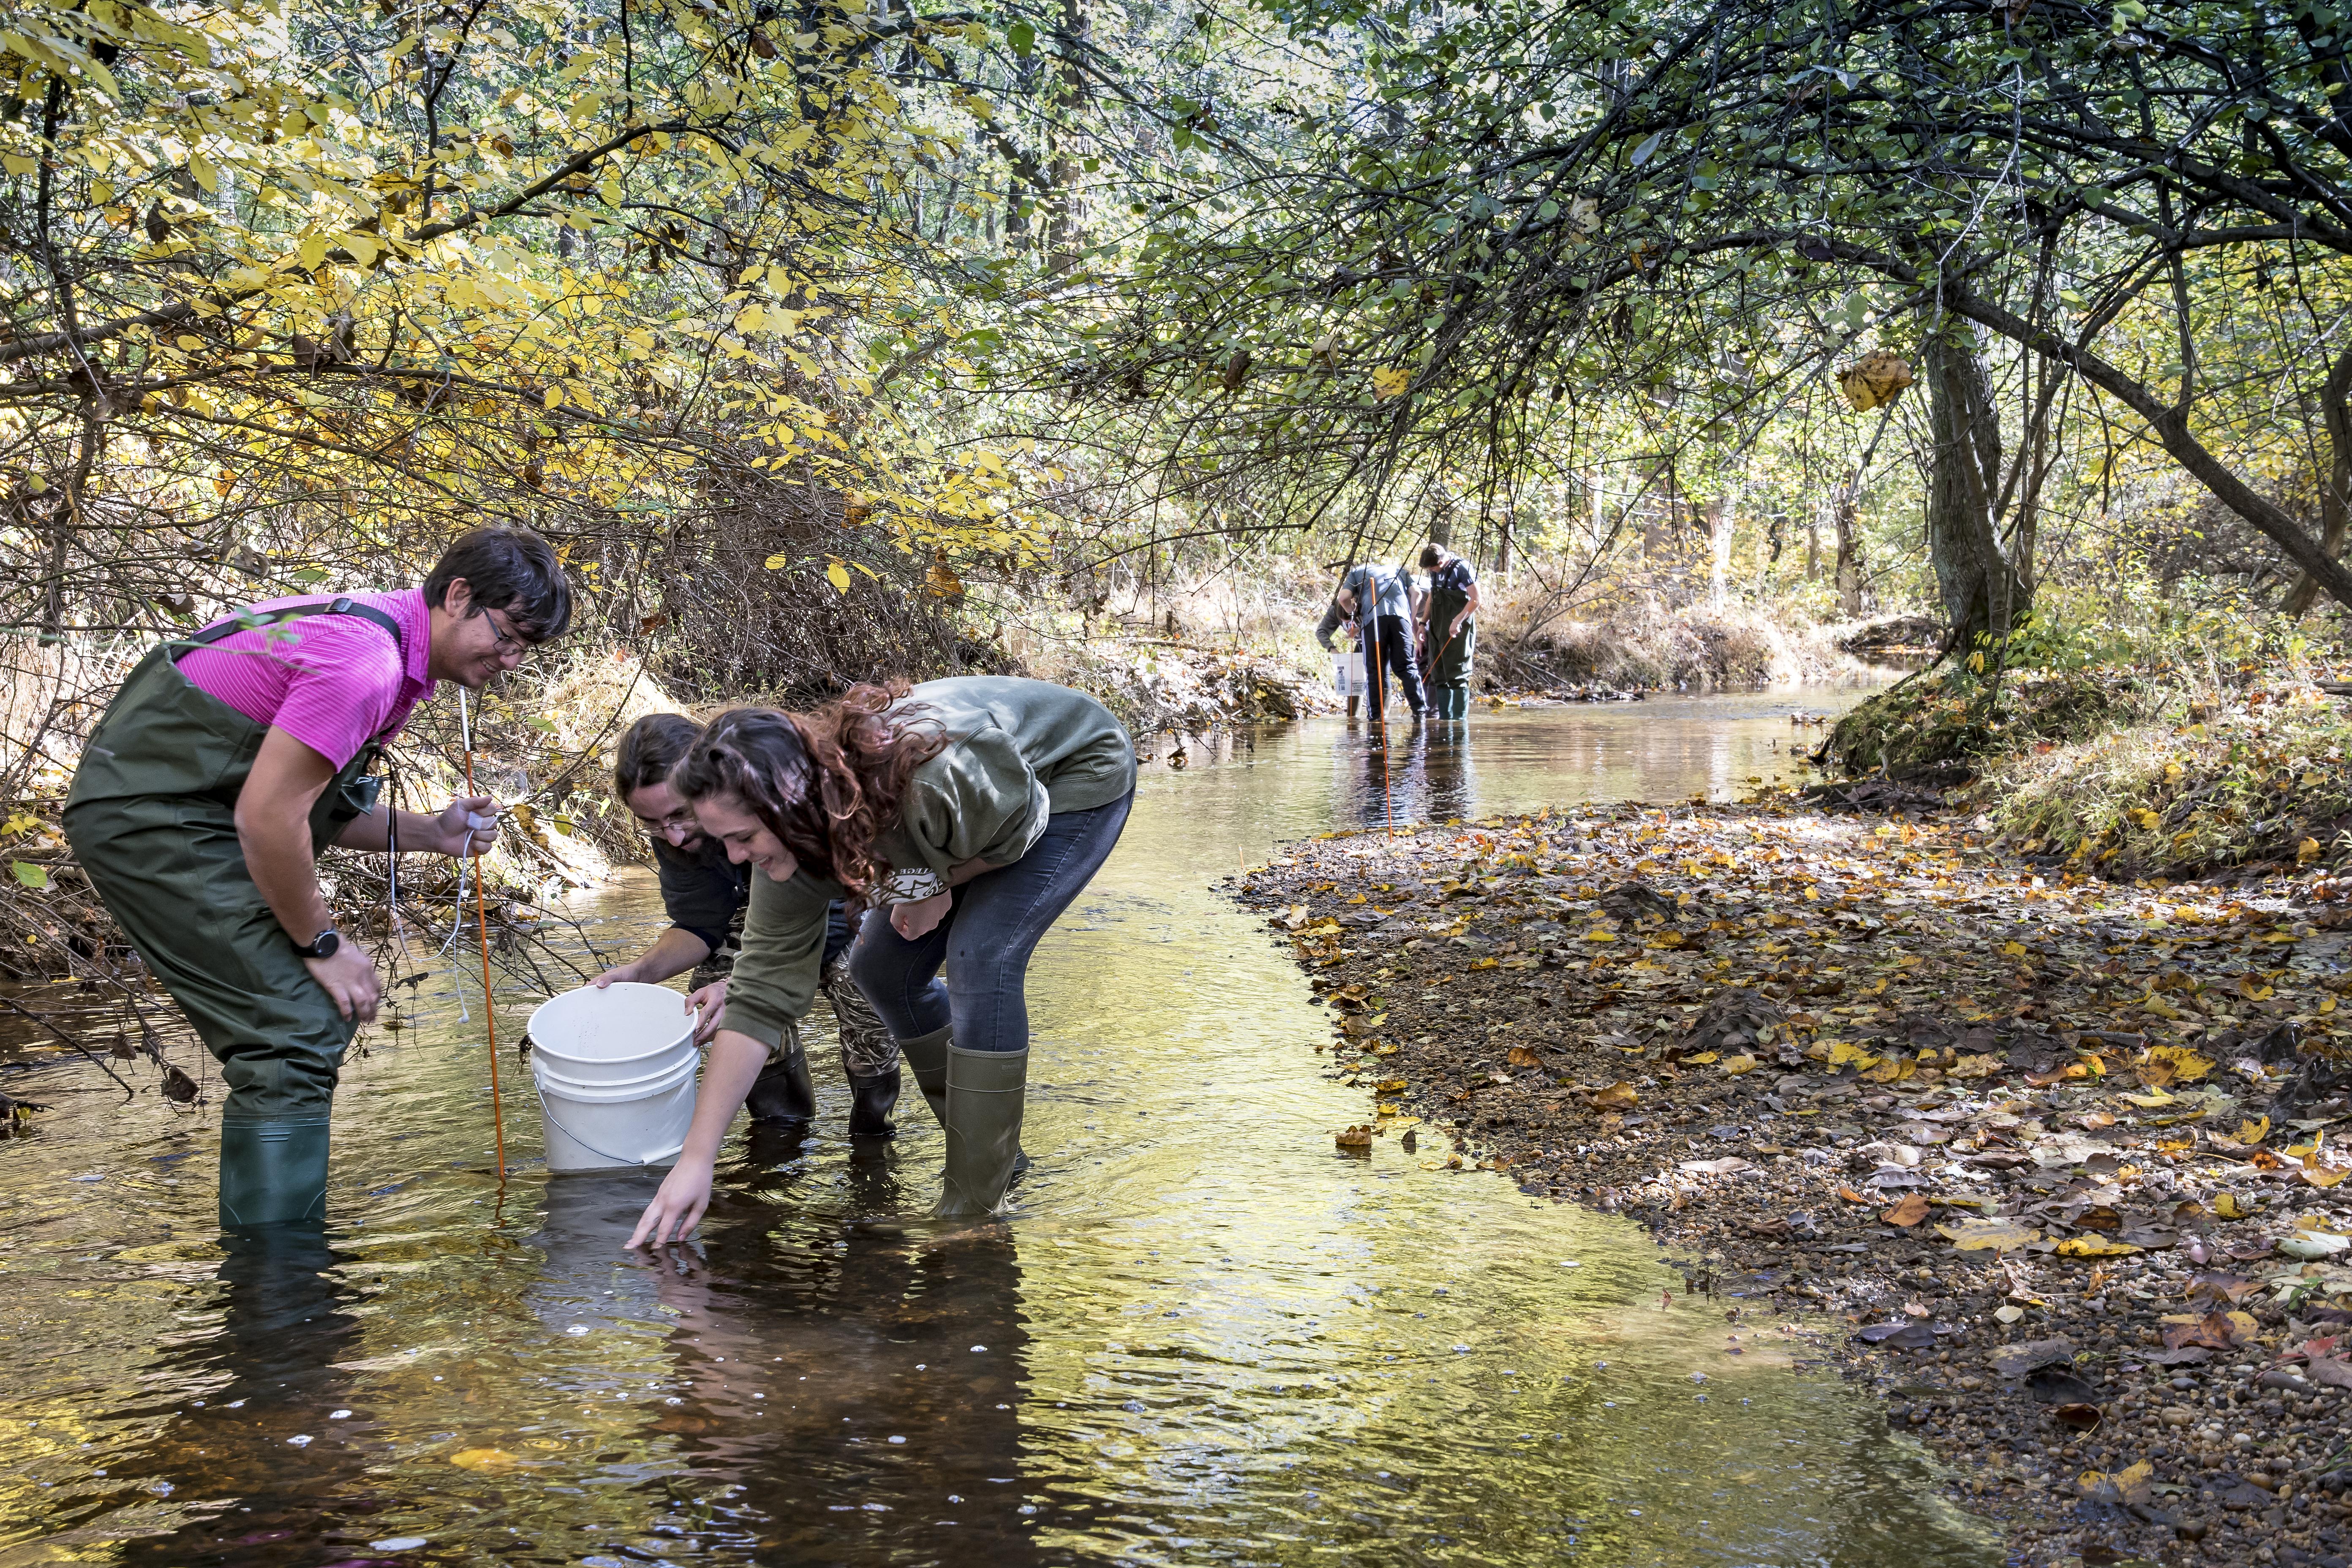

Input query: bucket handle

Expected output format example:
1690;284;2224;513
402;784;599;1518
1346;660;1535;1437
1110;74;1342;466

532;1077;689;1169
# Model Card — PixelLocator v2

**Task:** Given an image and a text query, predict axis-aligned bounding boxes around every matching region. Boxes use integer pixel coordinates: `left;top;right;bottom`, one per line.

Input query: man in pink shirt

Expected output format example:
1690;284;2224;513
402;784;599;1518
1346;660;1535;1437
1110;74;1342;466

64;527;573;1229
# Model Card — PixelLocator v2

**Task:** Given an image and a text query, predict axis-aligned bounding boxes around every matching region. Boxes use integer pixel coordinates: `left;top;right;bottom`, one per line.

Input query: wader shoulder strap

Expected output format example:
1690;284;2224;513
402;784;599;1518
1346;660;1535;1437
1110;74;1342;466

185;596;406;657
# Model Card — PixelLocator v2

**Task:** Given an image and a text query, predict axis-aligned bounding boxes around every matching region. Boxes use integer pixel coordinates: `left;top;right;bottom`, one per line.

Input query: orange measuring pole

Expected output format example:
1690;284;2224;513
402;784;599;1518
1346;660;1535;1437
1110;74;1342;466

459;691;506;1180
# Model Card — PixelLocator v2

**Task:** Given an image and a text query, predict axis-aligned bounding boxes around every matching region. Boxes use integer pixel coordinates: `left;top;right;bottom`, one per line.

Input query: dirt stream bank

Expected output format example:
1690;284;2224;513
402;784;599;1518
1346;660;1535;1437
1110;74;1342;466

1230;797;2352;1568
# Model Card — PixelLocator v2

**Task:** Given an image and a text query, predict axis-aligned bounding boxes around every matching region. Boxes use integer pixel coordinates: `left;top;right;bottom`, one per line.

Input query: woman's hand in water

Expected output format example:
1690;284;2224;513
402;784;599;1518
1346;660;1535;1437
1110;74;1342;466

627;1155;714;1248
890;891;953;940
623;1030;769;1249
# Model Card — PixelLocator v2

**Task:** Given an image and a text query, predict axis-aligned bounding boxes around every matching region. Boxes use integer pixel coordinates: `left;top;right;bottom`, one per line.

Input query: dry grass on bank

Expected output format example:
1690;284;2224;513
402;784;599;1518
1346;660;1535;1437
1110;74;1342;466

1482;580;1876;692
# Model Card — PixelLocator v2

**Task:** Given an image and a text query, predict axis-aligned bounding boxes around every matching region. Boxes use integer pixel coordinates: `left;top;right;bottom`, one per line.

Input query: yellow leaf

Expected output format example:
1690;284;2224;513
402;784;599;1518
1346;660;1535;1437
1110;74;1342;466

1683;1051;1721;1064
2121;1089;2176;1108
2001;940;2028;956
2300;837;2323;863
1720;1054;1758;1076
1582;928;1616;942
1469;956;1499;970
0;153;35;177
2305;1158;2350;1189
1506;1045;1543;1067
1590;1080;1638;1109
1371;366;1411;399
1948;1053;2001;1079
1938;1217;2041;1252
2236;1116;2271;1146
2057;1236;2141;1258
1826;1041;1880;1069
763;553;791;571
825;560;851;593
451;1447;520;1471
2214;1192;2254;1220
2144;1044;2213;1083
2140;994;2181;1020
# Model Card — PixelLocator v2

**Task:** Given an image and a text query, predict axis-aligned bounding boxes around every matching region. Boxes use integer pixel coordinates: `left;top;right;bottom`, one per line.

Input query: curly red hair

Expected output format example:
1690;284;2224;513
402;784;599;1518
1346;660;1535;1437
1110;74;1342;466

673;684;946;896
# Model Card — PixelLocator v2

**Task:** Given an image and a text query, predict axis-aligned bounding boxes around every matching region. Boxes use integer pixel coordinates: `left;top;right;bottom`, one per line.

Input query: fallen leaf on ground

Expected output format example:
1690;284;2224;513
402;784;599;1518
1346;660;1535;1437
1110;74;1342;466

1940;1217;2042;1252
2144;1044;2213;1082
1988;1337;2075;1377
1591;1081;1638;1109
1881;1194;1930;1227
2057;1236;2142;1258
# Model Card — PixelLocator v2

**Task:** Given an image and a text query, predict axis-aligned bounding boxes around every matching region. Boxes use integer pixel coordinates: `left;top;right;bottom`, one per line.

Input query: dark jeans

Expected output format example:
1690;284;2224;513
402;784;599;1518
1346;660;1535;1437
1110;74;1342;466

849;791;1133;1054
1363;613;1427;718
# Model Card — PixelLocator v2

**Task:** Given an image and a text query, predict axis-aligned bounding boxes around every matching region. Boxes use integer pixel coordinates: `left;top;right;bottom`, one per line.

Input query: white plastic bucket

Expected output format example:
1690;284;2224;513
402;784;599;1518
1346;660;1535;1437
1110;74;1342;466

1332;651;1363;698
527;983;697;1084
527;983;702;1172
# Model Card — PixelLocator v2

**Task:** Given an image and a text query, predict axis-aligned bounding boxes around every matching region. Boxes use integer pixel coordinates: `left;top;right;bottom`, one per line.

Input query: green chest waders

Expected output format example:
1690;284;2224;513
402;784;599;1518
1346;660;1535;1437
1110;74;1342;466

62;600;404;1228
1427;581;1475;721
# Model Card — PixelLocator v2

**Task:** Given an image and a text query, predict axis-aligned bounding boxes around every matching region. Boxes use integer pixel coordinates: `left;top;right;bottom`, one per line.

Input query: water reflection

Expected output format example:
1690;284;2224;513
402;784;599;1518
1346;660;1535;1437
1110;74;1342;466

0;692;2009;1568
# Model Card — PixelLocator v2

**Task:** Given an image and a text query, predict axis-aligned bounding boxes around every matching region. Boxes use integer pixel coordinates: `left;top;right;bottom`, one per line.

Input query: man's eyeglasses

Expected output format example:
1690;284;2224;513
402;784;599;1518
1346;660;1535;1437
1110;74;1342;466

478;605;529;657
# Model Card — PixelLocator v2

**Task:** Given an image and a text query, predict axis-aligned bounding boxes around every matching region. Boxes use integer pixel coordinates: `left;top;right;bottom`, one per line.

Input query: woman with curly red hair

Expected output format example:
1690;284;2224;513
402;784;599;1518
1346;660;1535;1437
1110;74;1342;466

626;675;1134;1241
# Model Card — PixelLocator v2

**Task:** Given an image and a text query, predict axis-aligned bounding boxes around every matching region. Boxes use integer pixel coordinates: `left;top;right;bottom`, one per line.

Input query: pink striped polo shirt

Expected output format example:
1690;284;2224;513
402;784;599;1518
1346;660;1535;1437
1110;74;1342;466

177;589;437;768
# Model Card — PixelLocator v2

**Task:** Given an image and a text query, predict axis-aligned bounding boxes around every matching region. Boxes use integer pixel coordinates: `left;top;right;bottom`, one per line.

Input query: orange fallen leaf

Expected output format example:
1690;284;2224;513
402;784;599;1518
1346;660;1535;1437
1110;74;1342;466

1882;1194;1930;1227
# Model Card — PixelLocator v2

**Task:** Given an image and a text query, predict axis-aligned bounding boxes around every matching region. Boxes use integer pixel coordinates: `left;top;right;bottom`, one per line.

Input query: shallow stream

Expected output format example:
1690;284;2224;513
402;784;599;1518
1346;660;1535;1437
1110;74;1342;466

0;692;2011;1567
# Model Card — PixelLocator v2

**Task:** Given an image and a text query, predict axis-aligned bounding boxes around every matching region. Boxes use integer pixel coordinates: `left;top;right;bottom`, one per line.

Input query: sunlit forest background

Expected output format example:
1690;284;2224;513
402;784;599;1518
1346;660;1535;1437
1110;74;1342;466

10;0;2352;950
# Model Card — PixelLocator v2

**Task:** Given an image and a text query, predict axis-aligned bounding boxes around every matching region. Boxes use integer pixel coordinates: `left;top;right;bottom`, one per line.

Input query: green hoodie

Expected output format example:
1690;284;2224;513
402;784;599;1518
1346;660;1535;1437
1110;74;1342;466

722;677;1134;1051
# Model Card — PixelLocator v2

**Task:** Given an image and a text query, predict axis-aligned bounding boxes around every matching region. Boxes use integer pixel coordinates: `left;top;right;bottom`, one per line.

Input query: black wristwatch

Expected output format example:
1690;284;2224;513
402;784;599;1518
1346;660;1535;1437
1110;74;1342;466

298;928;341;960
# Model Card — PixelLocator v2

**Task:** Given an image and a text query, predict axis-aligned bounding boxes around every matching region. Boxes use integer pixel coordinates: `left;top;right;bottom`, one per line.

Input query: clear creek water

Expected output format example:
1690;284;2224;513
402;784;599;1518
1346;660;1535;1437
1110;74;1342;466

0;692;2008;1567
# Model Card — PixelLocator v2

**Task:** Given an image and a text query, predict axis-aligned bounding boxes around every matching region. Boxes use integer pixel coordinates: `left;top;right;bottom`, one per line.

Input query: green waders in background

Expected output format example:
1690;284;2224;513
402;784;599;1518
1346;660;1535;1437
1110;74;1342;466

1426;578;1476;721
62;602;401;1229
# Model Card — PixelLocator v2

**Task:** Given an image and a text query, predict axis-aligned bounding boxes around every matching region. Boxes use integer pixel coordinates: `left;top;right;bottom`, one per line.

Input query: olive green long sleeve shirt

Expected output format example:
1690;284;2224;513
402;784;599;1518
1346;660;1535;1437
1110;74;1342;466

721;677;1134;1051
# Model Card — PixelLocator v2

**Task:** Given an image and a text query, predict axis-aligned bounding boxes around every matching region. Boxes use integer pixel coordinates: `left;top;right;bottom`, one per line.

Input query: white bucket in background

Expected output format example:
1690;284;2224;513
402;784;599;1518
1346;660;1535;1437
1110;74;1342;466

527;983;702;1172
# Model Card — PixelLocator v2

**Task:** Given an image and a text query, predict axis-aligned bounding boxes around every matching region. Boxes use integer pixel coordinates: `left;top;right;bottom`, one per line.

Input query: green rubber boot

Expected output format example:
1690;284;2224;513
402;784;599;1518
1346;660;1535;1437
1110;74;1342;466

936;1046;1028;1218
896;1026;952;1130
218;1117;331;1229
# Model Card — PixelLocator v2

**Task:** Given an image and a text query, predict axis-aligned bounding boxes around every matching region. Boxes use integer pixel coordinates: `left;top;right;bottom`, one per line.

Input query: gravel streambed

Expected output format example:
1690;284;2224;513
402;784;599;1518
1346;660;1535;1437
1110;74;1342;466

1231;798;2352;1567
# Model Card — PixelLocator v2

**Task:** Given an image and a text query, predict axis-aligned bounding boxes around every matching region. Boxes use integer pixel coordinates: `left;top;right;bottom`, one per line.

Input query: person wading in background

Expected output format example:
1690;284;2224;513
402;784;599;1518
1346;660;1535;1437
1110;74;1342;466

1314;559;1427;721
63;527;572;1230
593;713;900;1137
626;675;1135;1242
1418;543;1482;720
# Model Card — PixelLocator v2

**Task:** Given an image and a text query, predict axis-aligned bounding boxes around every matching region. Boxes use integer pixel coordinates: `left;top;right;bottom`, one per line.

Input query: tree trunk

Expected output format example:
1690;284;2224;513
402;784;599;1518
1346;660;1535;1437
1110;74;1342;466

1833;490;1861;617
2283;342;2352;616
1709;471;1742;608
1044;0;1089;275
1923;327;2030;648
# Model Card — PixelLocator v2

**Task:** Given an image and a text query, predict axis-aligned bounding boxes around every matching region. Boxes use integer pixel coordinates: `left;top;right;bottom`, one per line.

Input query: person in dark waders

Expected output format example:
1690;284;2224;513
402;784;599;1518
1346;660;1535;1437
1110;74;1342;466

593;713;901;1136
1418;542;1482;720
1314;559;1426;721
62;527;573;1231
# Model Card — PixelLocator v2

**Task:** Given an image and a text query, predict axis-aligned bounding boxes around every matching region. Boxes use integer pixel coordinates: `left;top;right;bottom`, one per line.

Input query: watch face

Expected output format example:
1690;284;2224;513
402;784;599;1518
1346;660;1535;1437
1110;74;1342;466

310;931;340;958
